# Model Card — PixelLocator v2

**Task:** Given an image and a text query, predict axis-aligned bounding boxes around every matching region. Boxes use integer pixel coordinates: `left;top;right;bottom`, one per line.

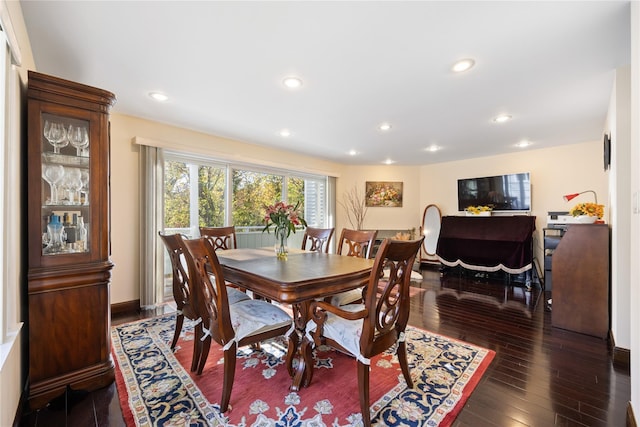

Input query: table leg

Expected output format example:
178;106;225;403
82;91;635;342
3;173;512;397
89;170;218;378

287;301;314;391
285;325;298;378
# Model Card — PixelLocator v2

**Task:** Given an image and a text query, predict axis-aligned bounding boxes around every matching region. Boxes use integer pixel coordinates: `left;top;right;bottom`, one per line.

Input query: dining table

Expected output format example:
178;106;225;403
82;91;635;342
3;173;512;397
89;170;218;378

215;247;374;391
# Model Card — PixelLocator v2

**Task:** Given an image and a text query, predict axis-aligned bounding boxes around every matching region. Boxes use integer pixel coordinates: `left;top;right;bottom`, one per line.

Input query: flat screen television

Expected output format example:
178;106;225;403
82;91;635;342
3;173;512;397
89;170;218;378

458;172;531;212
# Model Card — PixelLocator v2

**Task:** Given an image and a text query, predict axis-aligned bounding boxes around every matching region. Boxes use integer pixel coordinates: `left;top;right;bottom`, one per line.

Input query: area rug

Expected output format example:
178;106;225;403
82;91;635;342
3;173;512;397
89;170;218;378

111;313;494;426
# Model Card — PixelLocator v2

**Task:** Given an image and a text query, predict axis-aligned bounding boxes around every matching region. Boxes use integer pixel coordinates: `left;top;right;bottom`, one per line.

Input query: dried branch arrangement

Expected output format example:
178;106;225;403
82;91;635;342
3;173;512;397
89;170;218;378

339;185;368;230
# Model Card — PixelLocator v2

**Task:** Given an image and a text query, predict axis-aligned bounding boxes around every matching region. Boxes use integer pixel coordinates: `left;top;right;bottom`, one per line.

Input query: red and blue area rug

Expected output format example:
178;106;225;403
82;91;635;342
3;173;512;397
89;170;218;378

111;313;494;426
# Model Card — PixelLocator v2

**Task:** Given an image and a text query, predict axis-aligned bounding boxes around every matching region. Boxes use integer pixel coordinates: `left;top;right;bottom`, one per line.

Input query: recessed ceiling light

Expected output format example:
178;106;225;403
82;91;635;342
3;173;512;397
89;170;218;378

493;114;512;123
426;145;440;152
348;149;358;156
378;123;392;131
383;159;395;165
279;129;291;137
282;76;303;89
452;58;475;73
149;92;168;102
515;140;531;148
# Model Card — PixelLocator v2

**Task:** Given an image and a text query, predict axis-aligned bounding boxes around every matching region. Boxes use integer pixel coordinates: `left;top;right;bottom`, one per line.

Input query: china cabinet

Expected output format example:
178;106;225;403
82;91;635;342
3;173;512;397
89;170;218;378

26;71;116;408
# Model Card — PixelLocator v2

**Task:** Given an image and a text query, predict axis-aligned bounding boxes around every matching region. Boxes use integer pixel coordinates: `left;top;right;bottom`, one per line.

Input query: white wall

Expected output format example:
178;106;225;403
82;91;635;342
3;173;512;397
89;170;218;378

335;166;421;234
629;0;639;419
609;65;631;352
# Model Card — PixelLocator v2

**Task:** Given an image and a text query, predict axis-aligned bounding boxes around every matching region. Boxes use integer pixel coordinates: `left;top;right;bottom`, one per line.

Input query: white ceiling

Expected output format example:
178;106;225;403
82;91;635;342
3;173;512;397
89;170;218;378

20;1;630;166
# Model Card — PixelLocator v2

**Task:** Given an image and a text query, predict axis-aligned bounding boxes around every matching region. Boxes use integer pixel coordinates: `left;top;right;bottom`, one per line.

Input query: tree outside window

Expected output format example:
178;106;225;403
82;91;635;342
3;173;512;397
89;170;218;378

232;170;282;229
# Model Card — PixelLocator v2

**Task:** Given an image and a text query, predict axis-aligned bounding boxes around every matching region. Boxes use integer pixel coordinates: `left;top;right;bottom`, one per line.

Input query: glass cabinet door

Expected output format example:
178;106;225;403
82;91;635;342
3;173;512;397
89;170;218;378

40;112;90;255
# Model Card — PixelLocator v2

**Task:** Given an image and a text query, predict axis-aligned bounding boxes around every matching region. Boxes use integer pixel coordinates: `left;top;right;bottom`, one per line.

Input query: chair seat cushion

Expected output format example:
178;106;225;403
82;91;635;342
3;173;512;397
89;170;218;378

330;288;363;306
226;286;251;305
230;299;292;343
331;268;422;306
382;268;423;281
207;273;250;305
307;304;365;360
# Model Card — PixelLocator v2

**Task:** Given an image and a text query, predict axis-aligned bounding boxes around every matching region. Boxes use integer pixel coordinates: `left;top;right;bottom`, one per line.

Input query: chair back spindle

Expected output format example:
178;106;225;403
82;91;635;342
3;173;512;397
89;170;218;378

338;228;378;259
183;237;234;347
159;232;203;371
361;238;422;354
200;226;238;250
301;227;335;253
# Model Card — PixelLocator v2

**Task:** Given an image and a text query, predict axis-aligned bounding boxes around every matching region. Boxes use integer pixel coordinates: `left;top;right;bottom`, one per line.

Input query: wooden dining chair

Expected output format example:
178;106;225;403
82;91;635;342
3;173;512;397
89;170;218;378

307;237;424;427
182;237;293;412
337;228;378;258
330;228;378;305
199;225;237;250
158;232;198;353
200;225;252;293
159;232;250;368
301;226;335;253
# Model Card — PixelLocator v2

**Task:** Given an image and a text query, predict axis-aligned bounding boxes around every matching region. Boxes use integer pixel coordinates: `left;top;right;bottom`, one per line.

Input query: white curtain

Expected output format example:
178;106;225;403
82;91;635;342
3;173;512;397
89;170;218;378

139;145;164;308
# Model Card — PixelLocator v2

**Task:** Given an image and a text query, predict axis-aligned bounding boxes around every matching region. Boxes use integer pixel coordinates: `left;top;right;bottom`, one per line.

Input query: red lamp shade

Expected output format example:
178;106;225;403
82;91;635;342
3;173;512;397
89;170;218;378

563;190;598;204
563;193;580;202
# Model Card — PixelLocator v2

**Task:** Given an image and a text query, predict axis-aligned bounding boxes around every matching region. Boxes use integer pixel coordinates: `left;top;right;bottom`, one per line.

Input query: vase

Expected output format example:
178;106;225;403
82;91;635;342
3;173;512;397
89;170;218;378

465;211;491;217
274;227;288;260
575;215;597;224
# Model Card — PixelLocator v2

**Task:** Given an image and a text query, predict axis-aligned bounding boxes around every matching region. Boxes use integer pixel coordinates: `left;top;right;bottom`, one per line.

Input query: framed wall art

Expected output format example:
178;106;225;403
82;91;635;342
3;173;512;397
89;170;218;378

365;181;403;207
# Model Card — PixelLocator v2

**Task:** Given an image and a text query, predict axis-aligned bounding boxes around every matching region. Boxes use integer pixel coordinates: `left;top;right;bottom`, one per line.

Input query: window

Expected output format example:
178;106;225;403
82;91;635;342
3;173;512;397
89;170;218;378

163;155;227;237
161;152;329;299
297;175;327;227
232;169;282;231
164;153;328;235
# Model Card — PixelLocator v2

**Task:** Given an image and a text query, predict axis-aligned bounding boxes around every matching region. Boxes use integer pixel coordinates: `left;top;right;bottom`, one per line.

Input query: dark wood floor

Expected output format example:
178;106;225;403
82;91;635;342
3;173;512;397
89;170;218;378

20;266;630;426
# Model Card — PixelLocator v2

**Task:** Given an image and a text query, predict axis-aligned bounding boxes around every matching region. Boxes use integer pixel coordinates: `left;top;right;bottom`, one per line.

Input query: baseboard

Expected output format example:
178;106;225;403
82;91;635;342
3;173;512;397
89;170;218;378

628;402;637;427
608;330;631;370
613;346;631;369
111;299;141;317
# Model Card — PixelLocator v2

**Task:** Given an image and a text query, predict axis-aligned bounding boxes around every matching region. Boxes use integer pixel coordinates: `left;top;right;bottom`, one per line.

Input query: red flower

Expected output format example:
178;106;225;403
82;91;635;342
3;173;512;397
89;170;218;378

262;200;308;236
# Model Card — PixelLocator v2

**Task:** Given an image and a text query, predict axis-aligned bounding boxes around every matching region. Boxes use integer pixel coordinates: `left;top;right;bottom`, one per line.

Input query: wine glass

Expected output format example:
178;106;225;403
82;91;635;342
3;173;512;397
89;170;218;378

58;170;72;204
80;169;90;205
68;125;89;156
65;167;82;204
42;164;65;204
44;121;68;154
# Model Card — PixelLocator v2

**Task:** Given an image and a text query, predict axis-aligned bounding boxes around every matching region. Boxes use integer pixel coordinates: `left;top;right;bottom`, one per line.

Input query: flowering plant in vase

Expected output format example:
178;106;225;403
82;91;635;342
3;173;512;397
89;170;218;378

262;201;307;260
569;202;604;219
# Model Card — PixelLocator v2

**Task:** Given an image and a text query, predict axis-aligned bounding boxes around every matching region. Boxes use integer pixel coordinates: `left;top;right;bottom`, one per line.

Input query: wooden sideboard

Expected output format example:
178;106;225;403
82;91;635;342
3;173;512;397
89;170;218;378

552;224;610;338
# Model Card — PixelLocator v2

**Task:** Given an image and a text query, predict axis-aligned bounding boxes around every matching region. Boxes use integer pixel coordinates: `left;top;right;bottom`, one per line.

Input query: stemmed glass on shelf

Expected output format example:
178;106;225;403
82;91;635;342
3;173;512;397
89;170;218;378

64;167;83;205
42;164;65;204
80;169;89;205
43;120;68;154
67;125;89;156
